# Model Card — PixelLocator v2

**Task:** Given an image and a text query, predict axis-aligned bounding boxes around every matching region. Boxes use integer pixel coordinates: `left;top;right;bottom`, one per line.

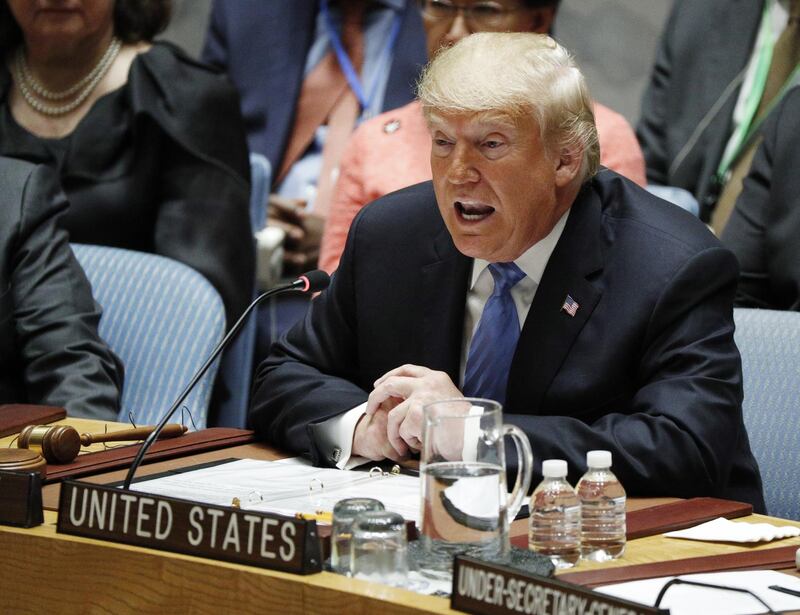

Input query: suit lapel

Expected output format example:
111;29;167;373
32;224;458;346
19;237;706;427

506;185;604;413
701;0;765;166
267;1;319;176
419;226;472;383
383;3;428;111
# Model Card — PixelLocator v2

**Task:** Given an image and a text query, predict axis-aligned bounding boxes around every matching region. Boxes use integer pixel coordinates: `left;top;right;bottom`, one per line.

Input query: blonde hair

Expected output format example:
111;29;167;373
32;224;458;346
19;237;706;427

417;32;600;180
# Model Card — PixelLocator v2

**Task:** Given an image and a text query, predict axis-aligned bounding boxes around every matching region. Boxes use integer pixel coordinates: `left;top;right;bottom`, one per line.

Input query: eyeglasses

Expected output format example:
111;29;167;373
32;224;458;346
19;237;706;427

654;578;778;614
418;0;529;30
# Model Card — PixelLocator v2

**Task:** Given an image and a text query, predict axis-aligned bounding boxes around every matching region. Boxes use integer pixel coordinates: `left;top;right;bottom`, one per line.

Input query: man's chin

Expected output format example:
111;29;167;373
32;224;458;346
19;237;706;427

452;237;498;261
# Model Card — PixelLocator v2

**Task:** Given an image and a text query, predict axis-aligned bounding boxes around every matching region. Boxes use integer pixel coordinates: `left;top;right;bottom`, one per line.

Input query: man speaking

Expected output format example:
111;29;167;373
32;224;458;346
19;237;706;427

250;33;764;510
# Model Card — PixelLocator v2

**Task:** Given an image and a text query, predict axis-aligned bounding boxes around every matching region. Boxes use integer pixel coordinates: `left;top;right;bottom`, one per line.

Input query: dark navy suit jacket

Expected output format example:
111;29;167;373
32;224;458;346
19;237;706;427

723;86;800;310
637;0;764;220
250;169;765;510
202;0;427;178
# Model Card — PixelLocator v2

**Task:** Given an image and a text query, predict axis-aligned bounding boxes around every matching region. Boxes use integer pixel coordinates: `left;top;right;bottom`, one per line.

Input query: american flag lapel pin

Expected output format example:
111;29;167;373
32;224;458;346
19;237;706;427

561;294;579;317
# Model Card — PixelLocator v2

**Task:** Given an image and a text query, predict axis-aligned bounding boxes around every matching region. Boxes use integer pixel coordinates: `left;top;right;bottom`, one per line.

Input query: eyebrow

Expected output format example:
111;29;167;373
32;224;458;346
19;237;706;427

426;112;519;135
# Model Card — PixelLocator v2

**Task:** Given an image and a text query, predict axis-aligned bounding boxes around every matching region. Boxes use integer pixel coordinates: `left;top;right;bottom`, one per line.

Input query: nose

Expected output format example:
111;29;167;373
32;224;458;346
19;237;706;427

446;144;480;185
442;11;472;46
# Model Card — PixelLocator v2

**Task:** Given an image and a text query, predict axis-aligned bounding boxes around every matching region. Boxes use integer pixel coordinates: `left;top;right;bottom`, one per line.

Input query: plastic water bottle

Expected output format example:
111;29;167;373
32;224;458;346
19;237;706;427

576;450;626;561
528;459;581;569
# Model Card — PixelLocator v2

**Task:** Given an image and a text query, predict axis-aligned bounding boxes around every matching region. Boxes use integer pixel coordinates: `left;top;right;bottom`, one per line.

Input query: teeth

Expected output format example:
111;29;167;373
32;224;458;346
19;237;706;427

456;200;493;221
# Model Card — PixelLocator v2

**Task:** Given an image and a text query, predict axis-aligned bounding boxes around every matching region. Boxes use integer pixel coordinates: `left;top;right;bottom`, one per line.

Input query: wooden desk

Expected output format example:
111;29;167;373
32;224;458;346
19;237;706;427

2;420;799;613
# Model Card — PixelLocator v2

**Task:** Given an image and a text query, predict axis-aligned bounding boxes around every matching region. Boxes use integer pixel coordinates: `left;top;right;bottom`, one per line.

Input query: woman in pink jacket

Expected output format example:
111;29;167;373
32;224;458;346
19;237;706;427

320;0;646;274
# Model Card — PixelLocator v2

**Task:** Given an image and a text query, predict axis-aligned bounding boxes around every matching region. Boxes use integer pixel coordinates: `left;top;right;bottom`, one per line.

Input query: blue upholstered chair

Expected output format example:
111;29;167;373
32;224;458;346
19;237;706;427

733;307;800;520
249;152;270;233
212;153;272;428
72;244;226;429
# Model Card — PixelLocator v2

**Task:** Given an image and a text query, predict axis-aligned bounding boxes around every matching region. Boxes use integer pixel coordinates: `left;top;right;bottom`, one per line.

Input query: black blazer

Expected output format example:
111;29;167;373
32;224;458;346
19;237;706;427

723;86;800;310
637;0;764;220
0;158;123;419
250;170;765;510
0;43;254;327
201;0;427;177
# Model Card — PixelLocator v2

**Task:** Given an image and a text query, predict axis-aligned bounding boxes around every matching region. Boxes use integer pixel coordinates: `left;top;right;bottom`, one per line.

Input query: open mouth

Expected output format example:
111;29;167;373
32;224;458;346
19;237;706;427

455;200;494;222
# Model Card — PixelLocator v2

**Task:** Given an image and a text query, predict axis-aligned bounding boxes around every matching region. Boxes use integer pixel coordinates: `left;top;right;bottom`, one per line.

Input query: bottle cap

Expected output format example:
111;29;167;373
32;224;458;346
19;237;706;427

542;459;568;478
586;450;612;468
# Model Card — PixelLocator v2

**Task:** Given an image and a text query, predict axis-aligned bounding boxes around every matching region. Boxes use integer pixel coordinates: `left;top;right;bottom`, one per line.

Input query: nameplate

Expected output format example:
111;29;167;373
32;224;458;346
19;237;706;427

0;470;44;528
451;556;666;615
56;480;322;574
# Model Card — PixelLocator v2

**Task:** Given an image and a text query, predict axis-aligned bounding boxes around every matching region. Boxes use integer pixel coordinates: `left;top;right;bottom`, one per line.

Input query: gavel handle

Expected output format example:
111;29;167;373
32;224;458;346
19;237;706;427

80;424;188;446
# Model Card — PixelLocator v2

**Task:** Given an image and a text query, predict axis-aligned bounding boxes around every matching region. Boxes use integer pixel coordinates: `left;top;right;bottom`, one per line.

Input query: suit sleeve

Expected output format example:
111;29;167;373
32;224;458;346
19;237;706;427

506;245;744;500
155;142;254;326
154;81;255;326
722;101;780;309
12;165;123;419
636;0;684;186
200;0;229;70
250;211;373;465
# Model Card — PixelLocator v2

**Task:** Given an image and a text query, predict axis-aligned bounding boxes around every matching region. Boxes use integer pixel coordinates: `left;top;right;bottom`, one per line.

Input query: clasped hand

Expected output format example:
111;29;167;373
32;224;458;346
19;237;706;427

351;364;464;461
267;194;325;274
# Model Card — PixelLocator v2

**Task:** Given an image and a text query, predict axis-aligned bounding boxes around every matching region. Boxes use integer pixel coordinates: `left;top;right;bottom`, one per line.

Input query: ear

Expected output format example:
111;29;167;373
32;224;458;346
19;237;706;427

553;146;584;188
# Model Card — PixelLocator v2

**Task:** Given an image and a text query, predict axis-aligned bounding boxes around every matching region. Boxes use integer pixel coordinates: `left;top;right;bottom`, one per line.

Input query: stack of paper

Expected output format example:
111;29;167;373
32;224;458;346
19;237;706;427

665;517;800;543
131;457;421;522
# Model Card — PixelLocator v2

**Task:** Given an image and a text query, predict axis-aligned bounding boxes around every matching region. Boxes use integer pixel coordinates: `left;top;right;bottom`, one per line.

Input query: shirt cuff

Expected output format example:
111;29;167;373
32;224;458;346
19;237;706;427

317;402;369;469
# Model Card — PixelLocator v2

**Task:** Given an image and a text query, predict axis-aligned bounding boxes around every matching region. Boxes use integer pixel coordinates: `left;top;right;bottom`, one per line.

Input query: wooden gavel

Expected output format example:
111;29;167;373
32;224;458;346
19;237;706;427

17;423;188;464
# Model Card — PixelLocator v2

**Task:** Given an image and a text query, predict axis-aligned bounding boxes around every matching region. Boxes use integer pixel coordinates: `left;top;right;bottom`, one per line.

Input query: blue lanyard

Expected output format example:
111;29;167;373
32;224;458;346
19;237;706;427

319;0;402;112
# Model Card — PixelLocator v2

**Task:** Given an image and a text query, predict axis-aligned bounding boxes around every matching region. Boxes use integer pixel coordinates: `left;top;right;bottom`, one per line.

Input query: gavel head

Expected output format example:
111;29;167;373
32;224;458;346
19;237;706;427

18;424;81;464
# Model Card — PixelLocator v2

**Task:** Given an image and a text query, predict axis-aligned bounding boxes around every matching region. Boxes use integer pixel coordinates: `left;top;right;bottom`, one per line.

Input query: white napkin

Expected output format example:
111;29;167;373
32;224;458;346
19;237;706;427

664;517;800;543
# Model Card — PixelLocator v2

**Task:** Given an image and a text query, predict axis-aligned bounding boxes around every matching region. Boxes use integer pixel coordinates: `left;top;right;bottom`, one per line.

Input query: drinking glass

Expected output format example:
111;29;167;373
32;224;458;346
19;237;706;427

350;510;408;587
331;497;385;575
419;398;533;580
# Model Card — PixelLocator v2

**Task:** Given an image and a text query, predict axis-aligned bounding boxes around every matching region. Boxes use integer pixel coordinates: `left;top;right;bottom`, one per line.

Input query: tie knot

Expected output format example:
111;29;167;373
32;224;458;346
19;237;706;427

488;262;526;295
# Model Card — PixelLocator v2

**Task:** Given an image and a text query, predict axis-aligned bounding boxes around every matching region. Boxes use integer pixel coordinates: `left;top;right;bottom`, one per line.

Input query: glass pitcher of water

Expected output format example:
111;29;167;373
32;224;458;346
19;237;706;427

419;398;533;580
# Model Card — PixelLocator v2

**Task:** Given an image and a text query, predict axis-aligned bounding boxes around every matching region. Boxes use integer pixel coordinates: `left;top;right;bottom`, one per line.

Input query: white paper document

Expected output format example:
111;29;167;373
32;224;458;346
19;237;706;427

664;516;800;543
597;570;800;615
130;457;421;522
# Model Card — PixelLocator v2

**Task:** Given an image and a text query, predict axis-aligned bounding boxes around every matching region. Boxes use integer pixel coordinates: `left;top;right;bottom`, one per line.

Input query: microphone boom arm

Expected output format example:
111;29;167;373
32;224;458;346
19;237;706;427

122;271;329;490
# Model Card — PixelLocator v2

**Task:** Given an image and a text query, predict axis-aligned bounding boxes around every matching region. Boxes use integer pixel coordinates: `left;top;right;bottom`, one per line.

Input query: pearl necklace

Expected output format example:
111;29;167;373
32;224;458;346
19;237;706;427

13;37;122;116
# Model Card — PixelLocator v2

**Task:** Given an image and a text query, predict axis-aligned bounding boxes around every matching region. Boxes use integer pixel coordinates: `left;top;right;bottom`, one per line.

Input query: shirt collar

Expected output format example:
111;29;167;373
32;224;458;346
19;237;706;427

470;209;571;289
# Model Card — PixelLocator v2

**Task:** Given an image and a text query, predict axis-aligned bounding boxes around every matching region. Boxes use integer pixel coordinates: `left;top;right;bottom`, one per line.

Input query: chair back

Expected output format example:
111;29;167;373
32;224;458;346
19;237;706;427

72;244;225;429
249;152;271;232
212;153;273;427
733;307;800;520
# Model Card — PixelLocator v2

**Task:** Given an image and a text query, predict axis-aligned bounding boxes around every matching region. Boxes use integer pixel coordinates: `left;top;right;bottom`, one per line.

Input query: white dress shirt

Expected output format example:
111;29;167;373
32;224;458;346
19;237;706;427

320;209;571;469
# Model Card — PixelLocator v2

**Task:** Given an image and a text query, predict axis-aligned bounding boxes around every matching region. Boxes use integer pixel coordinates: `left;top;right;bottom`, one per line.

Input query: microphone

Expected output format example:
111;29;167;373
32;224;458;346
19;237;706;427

122;269;331;489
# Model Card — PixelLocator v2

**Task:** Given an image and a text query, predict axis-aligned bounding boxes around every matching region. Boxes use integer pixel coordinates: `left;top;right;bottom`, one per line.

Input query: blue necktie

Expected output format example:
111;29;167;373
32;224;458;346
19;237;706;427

462;262;526;405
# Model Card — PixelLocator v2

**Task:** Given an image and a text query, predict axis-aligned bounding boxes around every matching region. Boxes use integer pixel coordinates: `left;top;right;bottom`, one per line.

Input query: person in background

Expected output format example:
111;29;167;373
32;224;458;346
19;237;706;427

0;157;122;420
637;0;799;233
318;0;646;274
250;33;764;510
0;0;254;327
202;0;427;274
722;86;800;310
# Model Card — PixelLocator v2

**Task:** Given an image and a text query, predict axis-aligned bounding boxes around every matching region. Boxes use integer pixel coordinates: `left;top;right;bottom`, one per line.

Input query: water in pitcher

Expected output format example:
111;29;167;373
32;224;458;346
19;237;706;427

419;461;509;578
